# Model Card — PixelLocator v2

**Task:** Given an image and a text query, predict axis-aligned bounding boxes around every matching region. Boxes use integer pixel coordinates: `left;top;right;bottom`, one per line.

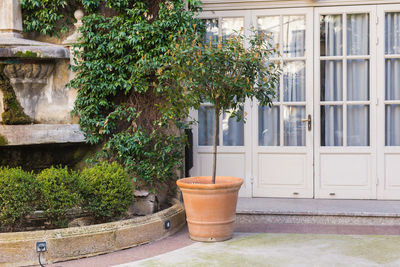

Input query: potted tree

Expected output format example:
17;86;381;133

159;29;280;241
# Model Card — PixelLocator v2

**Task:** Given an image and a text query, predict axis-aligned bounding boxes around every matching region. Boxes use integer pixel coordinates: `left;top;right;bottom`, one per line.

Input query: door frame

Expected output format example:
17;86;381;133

192;10;253;198
250;7;314;198
313;5;378;199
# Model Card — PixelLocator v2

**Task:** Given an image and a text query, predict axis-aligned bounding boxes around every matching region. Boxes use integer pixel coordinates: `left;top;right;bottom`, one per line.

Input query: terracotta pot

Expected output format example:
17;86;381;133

176;176;243;242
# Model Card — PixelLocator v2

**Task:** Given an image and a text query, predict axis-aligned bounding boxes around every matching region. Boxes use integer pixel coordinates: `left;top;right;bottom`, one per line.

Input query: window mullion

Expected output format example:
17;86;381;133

280;15;284;147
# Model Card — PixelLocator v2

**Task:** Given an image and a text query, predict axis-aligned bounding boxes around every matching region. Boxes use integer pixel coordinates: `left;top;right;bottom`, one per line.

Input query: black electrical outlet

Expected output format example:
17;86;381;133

164;220;171;229
36;241;47;252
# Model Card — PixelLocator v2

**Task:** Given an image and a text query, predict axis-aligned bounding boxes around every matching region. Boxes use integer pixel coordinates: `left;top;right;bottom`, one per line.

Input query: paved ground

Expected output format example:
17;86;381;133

116;233;400;267
46;223;400;267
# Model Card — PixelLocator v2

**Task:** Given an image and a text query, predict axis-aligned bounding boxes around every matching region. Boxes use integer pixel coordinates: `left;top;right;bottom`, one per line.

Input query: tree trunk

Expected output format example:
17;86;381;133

212;107;219;184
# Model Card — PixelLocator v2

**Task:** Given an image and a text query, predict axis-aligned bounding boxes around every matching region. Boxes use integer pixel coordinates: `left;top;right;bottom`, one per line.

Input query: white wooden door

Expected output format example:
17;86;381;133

190;11;253;197
377;4;400;200
314;6;378;199
251;8;314;198
191;5;399;200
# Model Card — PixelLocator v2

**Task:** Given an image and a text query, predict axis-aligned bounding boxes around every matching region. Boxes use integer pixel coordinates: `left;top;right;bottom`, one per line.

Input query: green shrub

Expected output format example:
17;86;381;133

103;129;185;187
0;167;38;230
36;166;83;227
80;162;133;221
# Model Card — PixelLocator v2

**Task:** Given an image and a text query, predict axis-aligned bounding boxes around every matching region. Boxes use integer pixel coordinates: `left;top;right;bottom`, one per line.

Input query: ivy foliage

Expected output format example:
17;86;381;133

21;0;102;36
20;0;203;188
21;0;72;35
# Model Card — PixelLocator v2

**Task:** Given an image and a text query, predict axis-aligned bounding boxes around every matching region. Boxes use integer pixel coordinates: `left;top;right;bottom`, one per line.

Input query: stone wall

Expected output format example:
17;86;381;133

0;3;80;125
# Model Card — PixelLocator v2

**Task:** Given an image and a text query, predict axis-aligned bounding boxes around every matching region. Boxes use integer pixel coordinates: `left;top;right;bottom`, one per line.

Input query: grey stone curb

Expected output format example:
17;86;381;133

0;199;185;267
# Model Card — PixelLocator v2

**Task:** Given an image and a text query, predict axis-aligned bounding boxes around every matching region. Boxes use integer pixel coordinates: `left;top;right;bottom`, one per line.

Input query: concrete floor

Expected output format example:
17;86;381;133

45;224;400;267
115;233;400;267
41;198;400;266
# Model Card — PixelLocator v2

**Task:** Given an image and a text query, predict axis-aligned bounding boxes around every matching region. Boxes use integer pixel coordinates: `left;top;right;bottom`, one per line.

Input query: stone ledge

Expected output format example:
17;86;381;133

236;214;400;226
0;199;186;267
0;124;85;146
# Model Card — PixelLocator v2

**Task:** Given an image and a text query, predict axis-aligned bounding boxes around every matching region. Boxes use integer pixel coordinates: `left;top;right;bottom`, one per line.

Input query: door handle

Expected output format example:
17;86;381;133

301;114;312;131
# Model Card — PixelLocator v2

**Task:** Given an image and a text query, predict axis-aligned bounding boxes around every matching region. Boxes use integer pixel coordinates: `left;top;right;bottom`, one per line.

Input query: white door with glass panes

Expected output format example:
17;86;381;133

377;5;400;199
314;6;378;199
191;11;253;197
191;5;400;200
251;8;314;198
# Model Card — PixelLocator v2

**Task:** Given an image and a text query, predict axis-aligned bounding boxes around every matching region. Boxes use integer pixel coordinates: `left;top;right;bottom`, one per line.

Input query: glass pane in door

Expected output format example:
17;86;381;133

386;104;400;146
385;13;400;55
385;12;400;147
347;105;370;146
321;105;343;146
222;17;244;39
223;110;244;146
259;106;280;146
347;60;369;101
386;59;400;100
283;61;306;102
258;16;280;54
283;15;306;57
347;14;369;56
198;106;219;146
321;60;343;101
283;106;306;146
203;19;219;43
320;12;370;147
320;15;343;56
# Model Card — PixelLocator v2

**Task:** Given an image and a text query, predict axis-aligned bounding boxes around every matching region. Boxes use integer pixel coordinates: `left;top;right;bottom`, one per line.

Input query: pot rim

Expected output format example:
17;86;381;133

176;176;243;190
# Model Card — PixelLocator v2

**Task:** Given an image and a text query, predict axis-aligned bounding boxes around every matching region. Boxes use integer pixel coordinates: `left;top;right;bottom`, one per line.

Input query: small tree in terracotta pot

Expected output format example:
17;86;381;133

159;29;280;241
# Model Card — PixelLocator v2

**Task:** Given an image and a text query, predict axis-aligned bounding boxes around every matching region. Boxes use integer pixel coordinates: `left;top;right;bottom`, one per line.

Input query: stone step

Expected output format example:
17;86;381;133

236;197;400;226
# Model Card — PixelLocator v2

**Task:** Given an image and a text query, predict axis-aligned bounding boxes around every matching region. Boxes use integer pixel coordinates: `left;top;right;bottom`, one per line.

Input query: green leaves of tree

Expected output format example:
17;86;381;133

158;31;281;122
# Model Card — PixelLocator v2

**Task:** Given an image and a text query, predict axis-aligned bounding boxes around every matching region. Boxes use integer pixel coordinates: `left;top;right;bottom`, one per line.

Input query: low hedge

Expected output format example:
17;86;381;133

0;167;38;231
0;162;133;231
36;167;83;227
81;162;133;222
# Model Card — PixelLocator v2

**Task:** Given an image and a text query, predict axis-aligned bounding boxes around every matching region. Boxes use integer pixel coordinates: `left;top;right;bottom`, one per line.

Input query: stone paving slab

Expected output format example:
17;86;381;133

115;233;400;267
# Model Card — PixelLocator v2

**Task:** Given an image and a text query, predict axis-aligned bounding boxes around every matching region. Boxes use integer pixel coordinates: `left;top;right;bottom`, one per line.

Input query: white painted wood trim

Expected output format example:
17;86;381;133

201;0;400;11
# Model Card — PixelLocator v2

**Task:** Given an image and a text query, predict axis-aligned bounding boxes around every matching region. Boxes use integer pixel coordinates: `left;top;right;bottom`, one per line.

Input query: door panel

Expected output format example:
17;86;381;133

192;10;253;197
377;5;400;199
252;8;314;198
314;6;377;199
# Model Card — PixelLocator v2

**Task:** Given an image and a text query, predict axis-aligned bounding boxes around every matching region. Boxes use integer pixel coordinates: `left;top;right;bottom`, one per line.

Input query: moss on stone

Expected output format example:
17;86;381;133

0;135;8;146
15;51;39;58
0;64;32;125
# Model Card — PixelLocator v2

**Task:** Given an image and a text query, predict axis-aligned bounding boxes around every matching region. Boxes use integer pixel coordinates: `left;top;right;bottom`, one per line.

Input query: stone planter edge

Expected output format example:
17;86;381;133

0;199;185;266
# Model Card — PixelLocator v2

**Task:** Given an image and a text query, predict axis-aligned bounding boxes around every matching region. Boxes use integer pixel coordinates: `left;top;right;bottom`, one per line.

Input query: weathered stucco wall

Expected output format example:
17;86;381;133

0;52;77;124
0;0;79;125
35;59;78;124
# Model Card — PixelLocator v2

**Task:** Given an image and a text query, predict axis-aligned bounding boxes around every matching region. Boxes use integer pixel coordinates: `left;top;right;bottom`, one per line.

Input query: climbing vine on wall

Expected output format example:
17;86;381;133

21;0;203;188
21;0;102;36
